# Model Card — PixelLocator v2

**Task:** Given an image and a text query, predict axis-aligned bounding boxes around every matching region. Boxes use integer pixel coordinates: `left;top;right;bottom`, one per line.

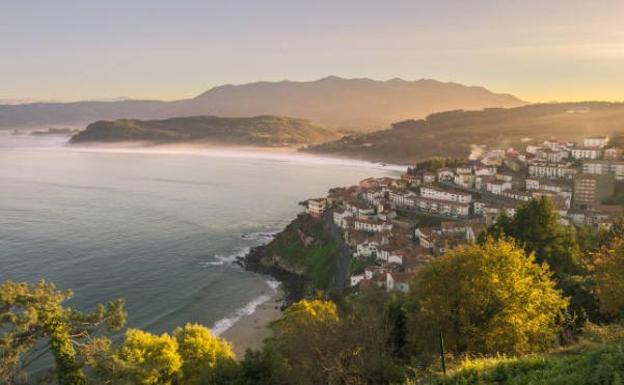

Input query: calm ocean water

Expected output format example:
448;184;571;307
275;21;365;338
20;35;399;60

0;133;397;335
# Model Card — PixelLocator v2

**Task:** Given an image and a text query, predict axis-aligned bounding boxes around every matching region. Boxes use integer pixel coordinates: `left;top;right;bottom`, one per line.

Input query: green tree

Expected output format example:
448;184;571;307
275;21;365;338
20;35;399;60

409;238;568;356
592;237;624;319
480;197;582;277
267;299;340;385
0;280;126;385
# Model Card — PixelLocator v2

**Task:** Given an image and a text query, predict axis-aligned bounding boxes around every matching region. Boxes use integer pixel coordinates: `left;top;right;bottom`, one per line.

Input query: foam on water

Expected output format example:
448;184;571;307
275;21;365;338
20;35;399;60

211;278;281;336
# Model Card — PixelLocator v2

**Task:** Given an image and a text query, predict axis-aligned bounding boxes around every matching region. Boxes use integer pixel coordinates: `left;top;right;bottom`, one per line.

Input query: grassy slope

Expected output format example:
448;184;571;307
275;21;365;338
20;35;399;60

69;115;341;146
430;340;624;385
306;102;624;164
263;214;339;290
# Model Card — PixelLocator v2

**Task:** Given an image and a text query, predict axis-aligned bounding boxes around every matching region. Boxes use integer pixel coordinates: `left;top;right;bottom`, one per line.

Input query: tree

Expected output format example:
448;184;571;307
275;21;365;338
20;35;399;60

409;238;568;356
480;197;582;277
266;296;405;385
592;237;624;319
173;323;237;385
0;280;126;385
267;299;340;385
86;323;237;385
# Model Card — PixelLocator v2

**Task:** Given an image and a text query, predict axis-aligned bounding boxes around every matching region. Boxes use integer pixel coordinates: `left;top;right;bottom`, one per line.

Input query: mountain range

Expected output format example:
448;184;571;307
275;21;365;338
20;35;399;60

0;76;525;131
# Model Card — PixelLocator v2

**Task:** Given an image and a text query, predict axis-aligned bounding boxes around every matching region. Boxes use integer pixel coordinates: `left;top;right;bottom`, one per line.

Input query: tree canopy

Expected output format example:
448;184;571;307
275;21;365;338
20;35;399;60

591;237;624;319
480;197;582;277
409;238;568;356
0;280;126;385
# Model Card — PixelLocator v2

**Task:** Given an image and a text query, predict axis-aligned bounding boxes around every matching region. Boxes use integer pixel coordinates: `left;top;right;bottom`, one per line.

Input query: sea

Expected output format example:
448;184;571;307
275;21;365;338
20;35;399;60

0;132;398;336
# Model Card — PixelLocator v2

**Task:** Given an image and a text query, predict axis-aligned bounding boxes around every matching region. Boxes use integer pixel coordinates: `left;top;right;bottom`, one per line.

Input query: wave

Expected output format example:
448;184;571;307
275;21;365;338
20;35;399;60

211;279;281;336
240;231;279;244
199;261;224;267
214;246;250;264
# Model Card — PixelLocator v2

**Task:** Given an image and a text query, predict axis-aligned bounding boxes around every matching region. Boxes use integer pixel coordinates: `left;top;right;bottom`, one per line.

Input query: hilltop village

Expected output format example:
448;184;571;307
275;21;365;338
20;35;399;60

304;135;624;293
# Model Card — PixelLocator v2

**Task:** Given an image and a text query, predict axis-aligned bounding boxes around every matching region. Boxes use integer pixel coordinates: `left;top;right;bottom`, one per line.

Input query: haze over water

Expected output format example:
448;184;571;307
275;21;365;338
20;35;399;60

0;133;396;334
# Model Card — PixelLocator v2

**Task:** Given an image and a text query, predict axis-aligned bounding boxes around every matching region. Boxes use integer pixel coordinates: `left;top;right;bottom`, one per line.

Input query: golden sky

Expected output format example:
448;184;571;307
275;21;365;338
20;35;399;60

1;0;623;103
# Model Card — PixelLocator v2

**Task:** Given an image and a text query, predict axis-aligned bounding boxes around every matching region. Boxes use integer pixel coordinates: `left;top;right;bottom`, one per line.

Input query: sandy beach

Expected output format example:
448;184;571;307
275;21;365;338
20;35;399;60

222;289;285;358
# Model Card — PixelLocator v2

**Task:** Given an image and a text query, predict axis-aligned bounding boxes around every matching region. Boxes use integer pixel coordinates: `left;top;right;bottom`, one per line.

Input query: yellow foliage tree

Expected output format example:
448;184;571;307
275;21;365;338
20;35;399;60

409;238;568;356
118;329;182;385
173;323;236;385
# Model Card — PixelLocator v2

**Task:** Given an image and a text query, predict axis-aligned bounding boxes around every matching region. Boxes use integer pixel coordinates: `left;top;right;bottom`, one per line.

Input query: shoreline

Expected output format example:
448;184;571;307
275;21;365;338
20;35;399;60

221;287;285;358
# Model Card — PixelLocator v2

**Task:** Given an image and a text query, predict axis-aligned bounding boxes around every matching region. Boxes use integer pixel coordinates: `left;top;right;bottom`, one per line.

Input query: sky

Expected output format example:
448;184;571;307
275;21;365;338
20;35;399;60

2;0;624;103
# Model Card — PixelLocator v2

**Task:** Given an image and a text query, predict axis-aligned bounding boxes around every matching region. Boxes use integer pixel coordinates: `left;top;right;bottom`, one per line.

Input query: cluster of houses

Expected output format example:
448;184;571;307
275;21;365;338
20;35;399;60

304;135;624;294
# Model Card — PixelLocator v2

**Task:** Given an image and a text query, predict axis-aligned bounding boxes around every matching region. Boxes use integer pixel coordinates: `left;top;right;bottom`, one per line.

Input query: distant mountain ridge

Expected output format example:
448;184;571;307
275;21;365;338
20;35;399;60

69;115;341;147
0;76;525;131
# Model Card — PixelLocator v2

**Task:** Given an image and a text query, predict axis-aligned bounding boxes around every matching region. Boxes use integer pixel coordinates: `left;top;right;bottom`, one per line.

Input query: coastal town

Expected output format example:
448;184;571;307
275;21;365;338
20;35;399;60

304;135;624;294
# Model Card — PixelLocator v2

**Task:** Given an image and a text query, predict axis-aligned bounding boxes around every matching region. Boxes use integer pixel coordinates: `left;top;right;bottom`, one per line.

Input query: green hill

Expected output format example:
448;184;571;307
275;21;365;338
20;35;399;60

69;115;341;147
306;102;624;164
429;339;624;385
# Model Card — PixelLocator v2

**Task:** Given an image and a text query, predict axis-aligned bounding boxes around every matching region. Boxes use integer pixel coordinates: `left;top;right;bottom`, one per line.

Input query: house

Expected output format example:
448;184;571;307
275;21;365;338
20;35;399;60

422;172;436;184
420;186;472;203
401;173;421;187
306;198;327;218
583;136;609;148
474;165;497;176
333;208;353;228
570;147;602;160
454;172;476;189
604;148;623;160
388;189;417;208
345;201;376;218
502;190;532;201
354;240;380;258
536;148;569;162
436;168;455;182
386;272;414;293
528;161;577;179
350;274;365;287
486;180;512;194
353;218;393;233
412;195;471;217
583;160;624;181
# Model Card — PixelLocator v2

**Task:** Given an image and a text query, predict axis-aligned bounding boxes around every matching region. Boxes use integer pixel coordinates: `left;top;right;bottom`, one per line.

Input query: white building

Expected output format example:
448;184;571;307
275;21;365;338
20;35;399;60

420;186;472;203
350;274;365;287
583;136;609;148
436;168;455;182
333;209;353;228
528;161;577;179
306;198;327;218
353;218;393;233
536;148;569;162
571;147;602;160
388;190;417;208
486;180;512;194
413;196;471;217
583;160;624;181
454;172;476;189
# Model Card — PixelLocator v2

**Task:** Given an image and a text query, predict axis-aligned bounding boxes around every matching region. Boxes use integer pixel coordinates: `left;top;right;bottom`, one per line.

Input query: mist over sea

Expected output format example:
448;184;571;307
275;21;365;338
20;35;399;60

0;133;396;335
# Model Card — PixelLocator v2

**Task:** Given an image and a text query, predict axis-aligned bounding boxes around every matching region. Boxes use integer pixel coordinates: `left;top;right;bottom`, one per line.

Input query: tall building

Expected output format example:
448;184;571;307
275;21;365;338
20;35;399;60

573;174;615;210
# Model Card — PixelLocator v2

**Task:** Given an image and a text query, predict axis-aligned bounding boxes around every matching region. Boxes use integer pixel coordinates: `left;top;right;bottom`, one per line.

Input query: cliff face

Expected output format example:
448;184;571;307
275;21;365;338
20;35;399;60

69;115;341;147
242;214;344;302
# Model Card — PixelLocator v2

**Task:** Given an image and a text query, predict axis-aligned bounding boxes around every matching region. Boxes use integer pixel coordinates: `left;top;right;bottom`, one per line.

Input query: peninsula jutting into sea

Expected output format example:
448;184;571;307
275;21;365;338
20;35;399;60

4;1;624;383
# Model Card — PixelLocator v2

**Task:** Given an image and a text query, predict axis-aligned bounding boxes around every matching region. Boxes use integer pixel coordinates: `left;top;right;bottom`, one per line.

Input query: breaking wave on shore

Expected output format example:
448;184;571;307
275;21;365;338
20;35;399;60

211;278;281;336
